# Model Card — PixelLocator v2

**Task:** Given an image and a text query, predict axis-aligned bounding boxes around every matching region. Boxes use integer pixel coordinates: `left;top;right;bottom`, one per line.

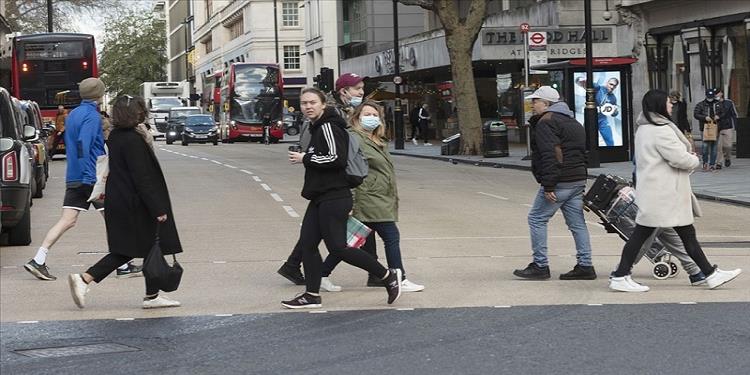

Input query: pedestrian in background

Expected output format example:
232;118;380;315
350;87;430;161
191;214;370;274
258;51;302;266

318;100;424;293
668;91;691;134
609;89;741;292
715;88;737;169
513;86;596;281
24;78;139;281
417;103;432;146
282;87;402;309
51;105;67;153
409;105;421;145
68;95;183;309
693;88;723;171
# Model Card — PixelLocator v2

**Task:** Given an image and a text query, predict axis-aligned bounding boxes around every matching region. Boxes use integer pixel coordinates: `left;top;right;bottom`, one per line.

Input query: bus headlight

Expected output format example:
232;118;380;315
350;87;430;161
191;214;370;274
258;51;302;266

230;120;237;129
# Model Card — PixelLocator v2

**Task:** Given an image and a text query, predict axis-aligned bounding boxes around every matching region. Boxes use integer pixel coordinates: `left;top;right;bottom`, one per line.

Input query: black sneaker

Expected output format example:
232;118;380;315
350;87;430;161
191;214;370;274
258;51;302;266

277;263;305;285
24;260;57;281
366;274;385;287
383;269;402;304
116;262;143;278
559;264;597;280
725;159;731;168
513;263;551;280
281;292;321;309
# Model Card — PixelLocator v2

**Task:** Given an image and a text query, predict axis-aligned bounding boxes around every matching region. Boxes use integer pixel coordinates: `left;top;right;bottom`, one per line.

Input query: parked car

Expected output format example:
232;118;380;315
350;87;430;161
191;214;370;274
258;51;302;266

19;100;49;198
0;88;36;245
165;106;202;144
181;114;219;146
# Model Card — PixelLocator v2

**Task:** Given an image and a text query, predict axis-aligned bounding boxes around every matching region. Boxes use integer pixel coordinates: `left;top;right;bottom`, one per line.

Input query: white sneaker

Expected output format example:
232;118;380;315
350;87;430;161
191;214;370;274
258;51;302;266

143;295;181;309
401;279;425;292
705;268;742;289
412;138;418;146
424;142;432;146
320;277;342;292
68;273;89;308
609;275;649;292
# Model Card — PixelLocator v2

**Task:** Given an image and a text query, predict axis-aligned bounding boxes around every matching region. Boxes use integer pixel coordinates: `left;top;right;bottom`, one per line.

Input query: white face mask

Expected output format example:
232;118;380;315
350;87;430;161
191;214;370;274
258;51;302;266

360;115;380;131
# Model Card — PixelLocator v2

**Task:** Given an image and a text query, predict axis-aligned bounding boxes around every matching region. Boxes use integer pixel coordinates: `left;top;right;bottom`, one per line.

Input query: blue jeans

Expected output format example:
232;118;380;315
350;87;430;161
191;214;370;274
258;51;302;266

598;117;614;146
322;221;405;277
527;184;593;267
702;141;717;166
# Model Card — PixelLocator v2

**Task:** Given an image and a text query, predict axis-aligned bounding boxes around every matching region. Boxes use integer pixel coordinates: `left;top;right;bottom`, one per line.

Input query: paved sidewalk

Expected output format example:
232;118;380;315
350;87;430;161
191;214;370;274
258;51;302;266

391;141;750;207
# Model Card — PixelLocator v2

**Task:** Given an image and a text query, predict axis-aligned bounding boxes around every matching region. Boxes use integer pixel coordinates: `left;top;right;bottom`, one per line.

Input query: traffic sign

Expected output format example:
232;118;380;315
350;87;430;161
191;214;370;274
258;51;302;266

520;23;530;33
529;32;546;46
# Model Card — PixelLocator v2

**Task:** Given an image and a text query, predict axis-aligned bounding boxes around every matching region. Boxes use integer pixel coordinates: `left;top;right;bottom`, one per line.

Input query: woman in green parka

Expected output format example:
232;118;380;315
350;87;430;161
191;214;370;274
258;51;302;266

320;101;424;292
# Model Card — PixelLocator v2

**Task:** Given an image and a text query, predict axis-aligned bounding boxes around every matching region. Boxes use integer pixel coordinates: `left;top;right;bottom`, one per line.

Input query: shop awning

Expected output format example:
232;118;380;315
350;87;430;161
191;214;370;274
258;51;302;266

531;57;637;71
366;89;422;101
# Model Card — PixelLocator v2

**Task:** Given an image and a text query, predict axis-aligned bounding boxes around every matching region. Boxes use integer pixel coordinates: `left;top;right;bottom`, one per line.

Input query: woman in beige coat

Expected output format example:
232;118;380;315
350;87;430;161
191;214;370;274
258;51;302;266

609;90;741;292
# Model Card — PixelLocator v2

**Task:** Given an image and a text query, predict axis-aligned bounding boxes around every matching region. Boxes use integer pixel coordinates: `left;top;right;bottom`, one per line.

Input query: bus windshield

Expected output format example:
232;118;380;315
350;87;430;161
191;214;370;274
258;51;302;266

230;64;281;123
150;97;183;111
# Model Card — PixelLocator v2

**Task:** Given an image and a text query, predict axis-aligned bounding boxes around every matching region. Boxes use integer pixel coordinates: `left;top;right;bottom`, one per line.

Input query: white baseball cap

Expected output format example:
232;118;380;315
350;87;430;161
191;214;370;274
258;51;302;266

525;86;560;102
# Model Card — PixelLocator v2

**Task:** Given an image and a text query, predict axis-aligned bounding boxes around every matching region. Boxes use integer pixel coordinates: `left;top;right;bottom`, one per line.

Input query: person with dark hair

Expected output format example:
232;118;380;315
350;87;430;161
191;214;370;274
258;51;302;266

693;88;724;171
668;90;691;134
409;105;421;145
281;87;402;309
417;103;432;146
715;88;738;169
609;89;741;292
67;95;183;309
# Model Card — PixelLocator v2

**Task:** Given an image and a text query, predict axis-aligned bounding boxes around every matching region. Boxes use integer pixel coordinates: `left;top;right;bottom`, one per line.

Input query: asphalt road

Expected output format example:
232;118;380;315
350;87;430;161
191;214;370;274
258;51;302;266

1;140;748;373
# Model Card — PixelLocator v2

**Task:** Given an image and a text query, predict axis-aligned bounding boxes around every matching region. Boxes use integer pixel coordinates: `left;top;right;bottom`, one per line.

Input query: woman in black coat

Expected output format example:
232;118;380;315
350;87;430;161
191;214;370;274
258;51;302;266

67;95;183;310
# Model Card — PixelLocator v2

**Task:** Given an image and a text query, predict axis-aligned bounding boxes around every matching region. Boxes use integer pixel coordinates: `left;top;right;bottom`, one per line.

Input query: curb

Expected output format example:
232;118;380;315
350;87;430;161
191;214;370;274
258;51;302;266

391;151;750;208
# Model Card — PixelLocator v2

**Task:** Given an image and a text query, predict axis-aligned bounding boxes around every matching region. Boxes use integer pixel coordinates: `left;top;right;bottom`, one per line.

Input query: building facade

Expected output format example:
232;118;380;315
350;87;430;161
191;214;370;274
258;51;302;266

164;0;194;85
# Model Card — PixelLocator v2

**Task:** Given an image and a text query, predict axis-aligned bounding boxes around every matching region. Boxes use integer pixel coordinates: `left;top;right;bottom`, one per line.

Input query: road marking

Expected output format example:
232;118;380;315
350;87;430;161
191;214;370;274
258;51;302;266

240;169;254;175
2;266;18;269
71;264;84;267
478;192;509;200
189;155;198;159
252;176;262;182
201;157;209;161
215;314;234;317
396;308;415;311
521;203;533;208
493;305;512;308
586;304;604;306
212;261;227;264
115;318;135;321
283;206;300;218
679;302;698;305
17;321;39;324
211;160;223;165
225;164;238;169
270;193;283;202
260;183;272;191
490;255;504;258
309;310;327;314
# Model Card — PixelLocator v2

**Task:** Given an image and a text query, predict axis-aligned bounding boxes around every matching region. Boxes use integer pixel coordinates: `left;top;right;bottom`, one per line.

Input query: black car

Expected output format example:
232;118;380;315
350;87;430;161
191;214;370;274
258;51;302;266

20;100;49;198
181;114;219;146
165;107;202;144
1;88;37;245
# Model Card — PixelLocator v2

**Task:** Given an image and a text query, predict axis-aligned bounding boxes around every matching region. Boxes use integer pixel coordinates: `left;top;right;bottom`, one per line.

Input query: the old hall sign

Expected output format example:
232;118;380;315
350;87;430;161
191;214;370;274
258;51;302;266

482;27;613;46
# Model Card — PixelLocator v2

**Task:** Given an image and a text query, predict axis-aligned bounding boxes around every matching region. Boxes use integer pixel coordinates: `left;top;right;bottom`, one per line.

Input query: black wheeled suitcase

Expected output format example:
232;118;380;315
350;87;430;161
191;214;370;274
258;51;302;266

583;174;630;212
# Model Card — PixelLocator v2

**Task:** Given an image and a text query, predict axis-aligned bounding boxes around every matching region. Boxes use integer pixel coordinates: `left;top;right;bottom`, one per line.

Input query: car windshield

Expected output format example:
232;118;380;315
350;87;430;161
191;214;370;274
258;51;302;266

185;115;213;125
150;97;183;111
170;109;200;118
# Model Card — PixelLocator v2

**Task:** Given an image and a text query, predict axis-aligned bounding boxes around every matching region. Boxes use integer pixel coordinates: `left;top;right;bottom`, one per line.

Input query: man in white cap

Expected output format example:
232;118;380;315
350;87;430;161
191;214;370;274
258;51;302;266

512;86;596;281
25;78;140;281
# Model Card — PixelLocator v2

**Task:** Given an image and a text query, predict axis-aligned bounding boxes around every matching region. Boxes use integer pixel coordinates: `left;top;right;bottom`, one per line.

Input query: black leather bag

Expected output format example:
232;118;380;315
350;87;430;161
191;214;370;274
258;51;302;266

143;226;183;293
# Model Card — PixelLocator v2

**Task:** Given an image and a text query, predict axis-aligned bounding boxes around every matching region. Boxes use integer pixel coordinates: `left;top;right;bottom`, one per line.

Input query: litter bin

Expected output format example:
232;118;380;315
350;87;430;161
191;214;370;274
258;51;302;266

483;120;509;158
441;133;461;155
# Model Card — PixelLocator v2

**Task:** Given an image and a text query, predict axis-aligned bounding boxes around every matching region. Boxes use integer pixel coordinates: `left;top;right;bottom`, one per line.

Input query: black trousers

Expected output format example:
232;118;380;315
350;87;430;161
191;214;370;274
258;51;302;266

419;120;429;142
297;196;387;293
410;120;419;139
86;253;158;295
613;224;714;277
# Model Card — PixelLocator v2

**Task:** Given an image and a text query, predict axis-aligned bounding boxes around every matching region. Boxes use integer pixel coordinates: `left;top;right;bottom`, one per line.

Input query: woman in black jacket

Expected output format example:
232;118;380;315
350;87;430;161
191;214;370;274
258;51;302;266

67;95;182;310
283;87;402;309
669;91;691;134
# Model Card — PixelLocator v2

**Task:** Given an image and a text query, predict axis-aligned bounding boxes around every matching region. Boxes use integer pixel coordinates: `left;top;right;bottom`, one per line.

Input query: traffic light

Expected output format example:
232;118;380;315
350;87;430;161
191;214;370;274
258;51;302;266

319;67;334;93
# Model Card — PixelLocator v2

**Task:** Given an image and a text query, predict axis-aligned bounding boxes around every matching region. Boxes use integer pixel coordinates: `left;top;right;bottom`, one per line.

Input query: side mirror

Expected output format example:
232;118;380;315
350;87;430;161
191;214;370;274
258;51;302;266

0;138;14;152
23;125;37;141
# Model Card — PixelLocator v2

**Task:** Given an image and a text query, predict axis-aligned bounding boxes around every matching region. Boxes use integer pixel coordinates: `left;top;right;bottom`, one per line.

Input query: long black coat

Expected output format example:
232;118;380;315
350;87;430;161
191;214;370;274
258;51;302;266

104;128;182;257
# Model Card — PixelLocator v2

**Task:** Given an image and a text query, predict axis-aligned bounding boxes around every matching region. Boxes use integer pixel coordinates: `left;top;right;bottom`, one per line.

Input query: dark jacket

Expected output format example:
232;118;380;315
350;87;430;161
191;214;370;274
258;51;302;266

693;99;724;132
105;128;182;258
671;100;691;133
530;102;588;191
301;107;351;201
718;99;738;130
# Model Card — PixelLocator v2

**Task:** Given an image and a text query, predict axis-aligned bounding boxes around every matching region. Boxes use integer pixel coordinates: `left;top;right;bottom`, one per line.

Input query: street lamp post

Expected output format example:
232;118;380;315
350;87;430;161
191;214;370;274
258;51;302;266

184;15;195;105
47;0;53;32
393;0;404;150
584;0;600;168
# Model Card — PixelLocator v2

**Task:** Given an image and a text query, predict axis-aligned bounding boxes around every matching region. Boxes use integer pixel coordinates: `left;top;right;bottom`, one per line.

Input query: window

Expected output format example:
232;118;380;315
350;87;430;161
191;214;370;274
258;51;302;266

206;0;213;19
228;20;244;40
282;1;299;27
203;38;213;54
283;45;300;70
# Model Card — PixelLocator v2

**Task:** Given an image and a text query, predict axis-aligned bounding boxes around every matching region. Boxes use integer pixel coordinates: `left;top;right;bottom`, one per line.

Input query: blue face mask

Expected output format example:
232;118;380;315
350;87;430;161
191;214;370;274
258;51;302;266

349;96;363;107
360;115;381;131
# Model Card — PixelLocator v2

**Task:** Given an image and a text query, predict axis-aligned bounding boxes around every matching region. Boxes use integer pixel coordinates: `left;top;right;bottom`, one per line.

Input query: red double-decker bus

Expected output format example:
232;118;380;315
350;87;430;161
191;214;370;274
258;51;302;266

0;33;98;122
201;71;222;122
219;63;284;143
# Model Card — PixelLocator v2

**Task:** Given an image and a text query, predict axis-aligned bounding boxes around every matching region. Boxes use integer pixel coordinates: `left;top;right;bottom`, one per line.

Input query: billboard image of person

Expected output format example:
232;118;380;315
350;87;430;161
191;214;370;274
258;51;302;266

573;71;623;147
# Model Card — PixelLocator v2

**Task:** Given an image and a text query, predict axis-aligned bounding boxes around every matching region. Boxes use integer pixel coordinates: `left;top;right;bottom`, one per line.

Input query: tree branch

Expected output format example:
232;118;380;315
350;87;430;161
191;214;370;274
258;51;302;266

435;0;458;31
397;0;435;10
463;0;488;34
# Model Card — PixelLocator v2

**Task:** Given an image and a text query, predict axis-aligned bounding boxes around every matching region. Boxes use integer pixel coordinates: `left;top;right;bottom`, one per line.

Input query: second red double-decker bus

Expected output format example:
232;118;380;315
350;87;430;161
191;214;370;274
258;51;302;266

219;63;284;143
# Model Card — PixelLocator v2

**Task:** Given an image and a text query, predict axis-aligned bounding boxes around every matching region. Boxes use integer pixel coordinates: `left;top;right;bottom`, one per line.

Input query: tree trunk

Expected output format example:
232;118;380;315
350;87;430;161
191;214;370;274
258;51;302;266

446;33;482;155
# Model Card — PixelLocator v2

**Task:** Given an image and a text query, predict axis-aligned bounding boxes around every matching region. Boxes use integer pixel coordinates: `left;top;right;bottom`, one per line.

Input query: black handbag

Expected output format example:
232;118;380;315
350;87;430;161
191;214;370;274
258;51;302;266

143;225;183;293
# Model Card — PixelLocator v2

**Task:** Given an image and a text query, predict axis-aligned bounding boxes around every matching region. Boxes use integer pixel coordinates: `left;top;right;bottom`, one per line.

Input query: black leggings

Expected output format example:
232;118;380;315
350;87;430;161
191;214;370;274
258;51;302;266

613;224;714;277
298;196;387;293
86;253;158;295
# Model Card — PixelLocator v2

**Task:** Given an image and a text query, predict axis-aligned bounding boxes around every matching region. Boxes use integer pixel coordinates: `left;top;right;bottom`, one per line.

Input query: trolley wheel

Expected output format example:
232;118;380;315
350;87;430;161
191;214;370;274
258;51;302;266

668;262;680;278
652;262;671;280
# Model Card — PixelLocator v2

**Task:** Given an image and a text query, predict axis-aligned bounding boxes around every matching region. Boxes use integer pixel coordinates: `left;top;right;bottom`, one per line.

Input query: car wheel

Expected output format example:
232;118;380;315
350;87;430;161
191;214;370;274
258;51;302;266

213;140;218;146
8;197;32;246
166;138;173;145
181;138;188;146
287;126;299;136
34;172;44;198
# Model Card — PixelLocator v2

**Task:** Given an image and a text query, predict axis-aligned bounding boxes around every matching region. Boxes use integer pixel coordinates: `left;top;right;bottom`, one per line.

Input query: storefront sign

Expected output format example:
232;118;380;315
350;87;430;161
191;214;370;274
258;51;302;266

482;28;613;45
374;46;418;75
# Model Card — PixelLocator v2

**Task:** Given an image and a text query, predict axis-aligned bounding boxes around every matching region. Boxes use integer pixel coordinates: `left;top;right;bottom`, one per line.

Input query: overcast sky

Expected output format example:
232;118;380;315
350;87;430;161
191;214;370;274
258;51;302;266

71;0;152;45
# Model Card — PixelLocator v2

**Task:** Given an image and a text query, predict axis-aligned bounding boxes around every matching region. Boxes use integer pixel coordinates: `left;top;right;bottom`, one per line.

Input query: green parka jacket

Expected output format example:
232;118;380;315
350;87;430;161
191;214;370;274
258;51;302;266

351;129;399;222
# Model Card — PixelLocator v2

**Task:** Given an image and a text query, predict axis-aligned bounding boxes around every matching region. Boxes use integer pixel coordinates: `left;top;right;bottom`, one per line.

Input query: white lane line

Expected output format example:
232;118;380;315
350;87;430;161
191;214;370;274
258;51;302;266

189;155;198;159
679;302;698;305
18;321;39;324
493;305;512;308
396;308;415;311
478;192;509;200
211;160;223;165
252;176;262;182
270;193;283;202
309;311;327;314
71;264;84;267
260;184;272;191
521;203;533;208
225;164;238;169
212;261;227;264
586;304;604;306
240;169;254;175
283;206;300;218
2;266;18;269
115;318;135;321
201;157;209;161
215;314;234;317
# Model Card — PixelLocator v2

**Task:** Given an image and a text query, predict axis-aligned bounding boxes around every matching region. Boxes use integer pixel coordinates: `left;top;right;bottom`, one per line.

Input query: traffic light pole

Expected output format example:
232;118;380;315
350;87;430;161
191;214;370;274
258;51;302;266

393;0;404;150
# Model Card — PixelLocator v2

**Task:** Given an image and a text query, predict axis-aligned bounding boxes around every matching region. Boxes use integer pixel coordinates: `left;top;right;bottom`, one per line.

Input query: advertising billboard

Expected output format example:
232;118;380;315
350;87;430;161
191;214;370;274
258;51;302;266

573;71;622;147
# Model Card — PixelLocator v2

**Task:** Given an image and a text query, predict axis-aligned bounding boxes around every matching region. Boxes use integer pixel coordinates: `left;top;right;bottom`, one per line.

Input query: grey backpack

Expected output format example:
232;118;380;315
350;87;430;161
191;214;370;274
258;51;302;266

345;130;369;188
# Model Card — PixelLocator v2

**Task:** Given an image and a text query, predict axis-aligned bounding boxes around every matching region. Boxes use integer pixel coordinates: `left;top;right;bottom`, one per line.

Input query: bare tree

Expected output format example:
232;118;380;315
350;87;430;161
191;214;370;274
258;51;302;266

4;0;119;33
398;0;488;155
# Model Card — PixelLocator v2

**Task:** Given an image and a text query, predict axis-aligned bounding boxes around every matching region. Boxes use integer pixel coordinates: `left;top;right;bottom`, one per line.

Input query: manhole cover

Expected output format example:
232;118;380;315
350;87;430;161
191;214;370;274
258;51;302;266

15;343;140;358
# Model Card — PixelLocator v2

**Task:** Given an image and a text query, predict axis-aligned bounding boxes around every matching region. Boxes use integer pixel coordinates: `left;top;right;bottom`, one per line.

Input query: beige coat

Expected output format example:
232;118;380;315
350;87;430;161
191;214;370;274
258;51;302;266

634;112;701;227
